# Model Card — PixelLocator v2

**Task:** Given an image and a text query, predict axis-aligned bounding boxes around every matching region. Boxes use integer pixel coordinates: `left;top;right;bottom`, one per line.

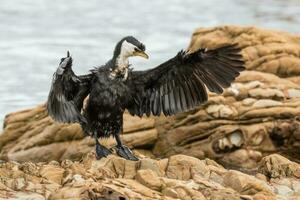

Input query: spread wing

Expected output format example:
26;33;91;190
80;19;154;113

47;52;92;123
126;44;245;117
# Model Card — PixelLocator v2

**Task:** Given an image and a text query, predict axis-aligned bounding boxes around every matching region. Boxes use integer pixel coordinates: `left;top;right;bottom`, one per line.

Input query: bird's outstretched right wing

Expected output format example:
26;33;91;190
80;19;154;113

127;44;245;117
47;52;92;124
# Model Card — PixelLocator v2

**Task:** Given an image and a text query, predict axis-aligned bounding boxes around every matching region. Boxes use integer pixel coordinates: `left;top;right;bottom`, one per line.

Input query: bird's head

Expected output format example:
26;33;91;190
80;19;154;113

114;36;149;60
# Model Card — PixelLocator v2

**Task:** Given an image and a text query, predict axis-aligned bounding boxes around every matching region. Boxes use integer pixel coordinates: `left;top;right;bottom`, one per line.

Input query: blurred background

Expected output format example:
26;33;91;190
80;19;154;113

1;0;300;126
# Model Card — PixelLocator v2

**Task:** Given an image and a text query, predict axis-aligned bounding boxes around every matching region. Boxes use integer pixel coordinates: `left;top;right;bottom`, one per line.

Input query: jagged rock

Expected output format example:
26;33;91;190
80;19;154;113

135;169;162;191
39;164;65;184
223;170;273;195
258;154;300;179
0;154;299;200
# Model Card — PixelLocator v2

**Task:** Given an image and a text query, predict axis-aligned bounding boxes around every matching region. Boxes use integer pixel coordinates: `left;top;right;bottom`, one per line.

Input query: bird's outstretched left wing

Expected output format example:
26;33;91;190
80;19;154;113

126;44;245;117
47;52;92;124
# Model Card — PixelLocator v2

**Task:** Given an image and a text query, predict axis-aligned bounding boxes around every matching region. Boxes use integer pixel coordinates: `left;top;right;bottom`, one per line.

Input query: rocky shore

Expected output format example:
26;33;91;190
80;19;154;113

0;153;299;200
0;25;300;199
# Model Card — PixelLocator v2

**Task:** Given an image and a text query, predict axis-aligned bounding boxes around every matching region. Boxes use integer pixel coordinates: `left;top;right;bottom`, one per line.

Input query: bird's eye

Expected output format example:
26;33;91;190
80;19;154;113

134;47;139;52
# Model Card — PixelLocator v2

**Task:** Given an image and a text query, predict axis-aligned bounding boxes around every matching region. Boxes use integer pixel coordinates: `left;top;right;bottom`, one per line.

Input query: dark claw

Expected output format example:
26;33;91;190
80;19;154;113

116;145;139;161
95;143;112;159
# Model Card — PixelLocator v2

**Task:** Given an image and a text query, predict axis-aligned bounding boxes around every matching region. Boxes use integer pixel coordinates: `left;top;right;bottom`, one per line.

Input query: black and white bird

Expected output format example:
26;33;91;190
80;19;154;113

47;36;245;161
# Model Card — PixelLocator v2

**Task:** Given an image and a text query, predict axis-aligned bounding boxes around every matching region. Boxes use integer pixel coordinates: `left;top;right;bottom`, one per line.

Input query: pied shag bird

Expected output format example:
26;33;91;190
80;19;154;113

47;36;245;161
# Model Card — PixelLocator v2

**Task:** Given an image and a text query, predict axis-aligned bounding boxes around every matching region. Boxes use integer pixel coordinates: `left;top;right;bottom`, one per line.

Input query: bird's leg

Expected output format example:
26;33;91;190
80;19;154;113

115;132;139;161
94;134;111;159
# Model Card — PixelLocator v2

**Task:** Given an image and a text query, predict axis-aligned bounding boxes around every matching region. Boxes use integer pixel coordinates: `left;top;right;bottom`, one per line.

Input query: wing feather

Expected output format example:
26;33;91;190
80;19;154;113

127;43;245;116
47;54;92;124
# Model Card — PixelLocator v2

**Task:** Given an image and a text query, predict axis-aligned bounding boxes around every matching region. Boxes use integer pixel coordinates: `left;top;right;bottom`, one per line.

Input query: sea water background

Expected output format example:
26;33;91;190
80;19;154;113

0;0;300;127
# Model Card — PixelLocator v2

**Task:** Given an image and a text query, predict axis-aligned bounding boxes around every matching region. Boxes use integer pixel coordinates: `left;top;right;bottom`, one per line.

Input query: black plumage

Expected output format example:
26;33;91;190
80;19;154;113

47;36;245;160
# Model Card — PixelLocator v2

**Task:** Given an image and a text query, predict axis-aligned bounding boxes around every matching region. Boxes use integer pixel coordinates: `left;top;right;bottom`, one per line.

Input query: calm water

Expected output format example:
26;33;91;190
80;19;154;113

1;0;300;127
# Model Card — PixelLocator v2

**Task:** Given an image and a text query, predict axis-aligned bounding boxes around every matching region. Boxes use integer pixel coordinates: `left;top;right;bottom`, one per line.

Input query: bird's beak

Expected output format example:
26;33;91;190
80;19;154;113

133;50;149;59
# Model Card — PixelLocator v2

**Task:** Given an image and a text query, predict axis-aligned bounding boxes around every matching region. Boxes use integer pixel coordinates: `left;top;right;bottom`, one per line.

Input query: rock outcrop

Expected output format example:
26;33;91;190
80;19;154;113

0;153;299;200
1;70;299;170
0;106;157;163
1;26;300;171
153;70;300;169
189;25;300;79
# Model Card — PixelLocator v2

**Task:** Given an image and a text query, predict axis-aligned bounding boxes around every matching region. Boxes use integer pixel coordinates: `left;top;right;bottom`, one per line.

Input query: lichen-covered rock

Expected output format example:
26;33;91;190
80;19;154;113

0;154;299;200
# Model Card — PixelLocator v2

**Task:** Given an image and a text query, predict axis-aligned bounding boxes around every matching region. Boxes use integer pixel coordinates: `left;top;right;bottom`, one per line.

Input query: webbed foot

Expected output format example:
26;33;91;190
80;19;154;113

95;143;112;159
115;145;139;161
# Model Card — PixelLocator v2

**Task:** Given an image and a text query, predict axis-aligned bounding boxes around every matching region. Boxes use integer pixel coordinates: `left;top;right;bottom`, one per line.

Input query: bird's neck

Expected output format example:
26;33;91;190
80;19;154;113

109;54;130;80
116;54;129;69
